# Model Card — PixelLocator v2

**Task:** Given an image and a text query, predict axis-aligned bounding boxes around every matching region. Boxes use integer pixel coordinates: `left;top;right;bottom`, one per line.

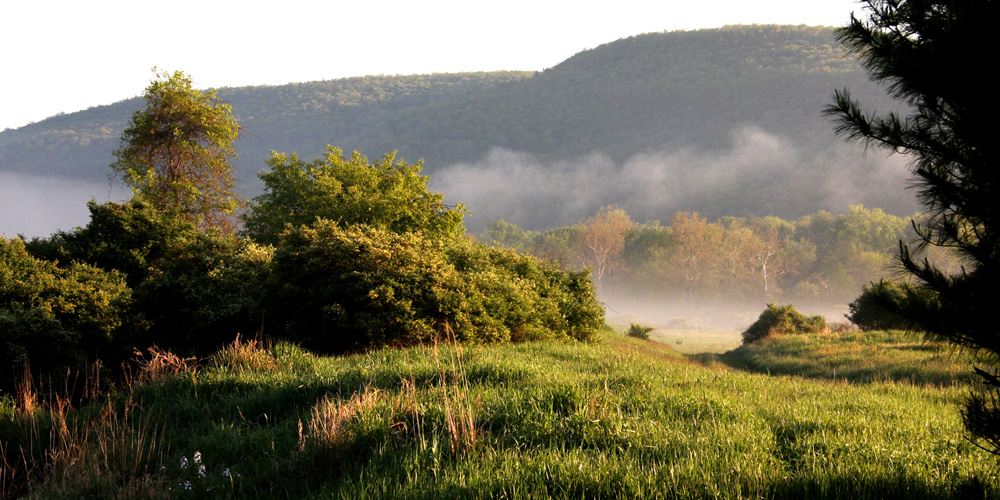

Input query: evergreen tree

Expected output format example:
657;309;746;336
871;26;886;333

827;0;1000;451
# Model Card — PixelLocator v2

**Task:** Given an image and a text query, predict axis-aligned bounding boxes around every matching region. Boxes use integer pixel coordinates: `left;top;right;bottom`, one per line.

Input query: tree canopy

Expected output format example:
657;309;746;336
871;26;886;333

243;146;466;244
827;0;1000;451
111;70;241;231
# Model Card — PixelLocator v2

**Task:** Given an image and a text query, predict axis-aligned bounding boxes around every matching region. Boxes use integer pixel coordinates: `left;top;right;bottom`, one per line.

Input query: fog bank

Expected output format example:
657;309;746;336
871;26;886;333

431;127;917;231
0;172;128;239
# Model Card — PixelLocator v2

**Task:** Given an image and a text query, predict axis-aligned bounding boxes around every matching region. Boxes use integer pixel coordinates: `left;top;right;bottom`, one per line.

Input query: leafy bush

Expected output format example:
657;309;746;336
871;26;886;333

0;237;131;390
131;236;273;354
741;302;827;344
25;200;199;287
626;324;654;340
244;147;466;244
267;221;602;353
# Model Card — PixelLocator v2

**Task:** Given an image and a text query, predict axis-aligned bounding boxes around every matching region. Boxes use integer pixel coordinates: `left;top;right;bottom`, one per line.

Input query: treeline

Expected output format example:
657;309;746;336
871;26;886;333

483;205;954;304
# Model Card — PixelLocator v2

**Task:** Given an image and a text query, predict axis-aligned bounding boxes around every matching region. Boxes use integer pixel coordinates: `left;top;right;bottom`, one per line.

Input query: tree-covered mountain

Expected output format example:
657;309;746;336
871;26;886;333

1;25;913;234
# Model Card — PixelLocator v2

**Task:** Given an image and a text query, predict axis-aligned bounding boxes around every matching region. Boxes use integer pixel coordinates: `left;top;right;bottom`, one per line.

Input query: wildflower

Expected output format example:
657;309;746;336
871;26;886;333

222;468;231;478
193;451;202;464
180;456;189;469
198;464;207;478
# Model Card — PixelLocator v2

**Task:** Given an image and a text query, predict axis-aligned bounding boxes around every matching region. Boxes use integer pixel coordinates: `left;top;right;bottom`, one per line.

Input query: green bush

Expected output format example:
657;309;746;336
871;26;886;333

741;302;827;344
25;200;199;287
244;147;467;244
0;237;131;390
132;236;273;354
626;323;654;340
267;221;602;353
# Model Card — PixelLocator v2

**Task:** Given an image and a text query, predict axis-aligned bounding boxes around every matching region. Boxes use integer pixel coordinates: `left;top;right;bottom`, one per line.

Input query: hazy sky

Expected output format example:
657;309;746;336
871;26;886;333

0;0;863;131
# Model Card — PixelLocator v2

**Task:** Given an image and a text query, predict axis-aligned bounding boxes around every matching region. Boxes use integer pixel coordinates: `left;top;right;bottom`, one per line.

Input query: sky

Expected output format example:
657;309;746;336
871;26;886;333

0;0;864;132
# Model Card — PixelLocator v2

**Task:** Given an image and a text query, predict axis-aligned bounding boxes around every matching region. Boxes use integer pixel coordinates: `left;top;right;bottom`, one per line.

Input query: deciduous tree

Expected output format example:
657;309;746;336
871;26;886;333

112;70;241;232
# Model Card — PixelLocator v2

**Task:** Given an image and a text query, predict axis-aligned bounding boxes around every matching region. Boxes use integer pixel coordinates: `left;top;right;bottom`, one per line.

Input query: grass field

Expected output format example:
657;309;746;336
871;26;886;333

2;328;996;499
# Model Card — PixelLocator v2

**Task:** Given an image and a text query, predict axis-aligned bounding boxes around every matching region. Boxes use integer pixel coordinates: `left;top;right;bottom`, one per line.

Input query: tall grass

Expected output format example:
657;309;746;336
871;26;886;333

4;329;997;498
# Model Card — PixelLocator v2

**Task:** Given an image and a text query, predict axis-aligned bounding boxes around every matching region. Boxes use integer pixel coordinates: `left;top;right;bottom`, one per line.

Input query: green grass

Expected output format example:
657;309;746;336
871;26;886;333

707;329;977;386
2;330;996;499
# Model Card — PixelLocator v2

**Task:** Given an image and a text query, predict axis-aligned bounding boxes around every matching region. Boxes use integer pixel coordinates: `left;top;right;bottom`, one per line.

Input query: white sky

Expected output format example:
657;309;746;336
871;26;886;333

0;1;863;132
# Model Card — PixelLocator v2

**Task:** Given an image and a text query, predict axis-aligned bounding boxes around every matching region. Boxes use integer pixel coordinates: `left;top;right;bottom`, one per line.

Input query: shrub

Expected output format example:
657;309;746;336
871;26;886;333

25;201;199;288
131;236;273;354
741;302;827;344
626;324;654;340
0;237;131;391
267;221;603;353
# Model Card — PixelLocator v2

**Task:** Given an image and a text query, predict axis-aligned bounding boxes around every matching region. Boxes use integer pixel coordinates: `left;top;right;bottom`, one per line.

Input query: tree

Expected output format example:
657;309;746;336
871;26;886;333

827;0;1000;452
112;70;241;232
243;146;466;244
571;206;636;288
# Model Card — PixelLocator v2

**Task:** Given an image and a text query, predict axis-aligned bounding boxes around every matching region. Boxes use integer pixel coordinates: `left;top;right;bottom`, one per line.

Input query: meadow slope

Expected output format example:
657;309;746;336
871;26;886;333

2;329;995;499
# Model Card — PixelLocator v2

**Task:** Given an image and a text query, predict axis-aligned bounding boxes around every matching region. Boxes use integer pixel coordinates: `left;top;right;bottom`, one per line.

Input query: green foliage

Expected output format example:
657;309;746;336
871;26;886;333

26;200;199;287
847;280;930;331
111;70;241;231
742;302;827;344
131;236;273;354
244;146;465;244
445;240;603;344
268;221;602;353
0;237;130;389
626;323;653;340
827;0;1000;453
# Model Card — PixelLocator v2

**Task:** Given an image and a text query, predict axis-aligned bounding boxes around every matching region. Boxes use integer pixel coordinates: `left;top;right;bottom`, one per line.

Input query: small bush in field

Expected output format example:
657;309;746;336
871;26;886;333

626;324;653;340
742;302;827;344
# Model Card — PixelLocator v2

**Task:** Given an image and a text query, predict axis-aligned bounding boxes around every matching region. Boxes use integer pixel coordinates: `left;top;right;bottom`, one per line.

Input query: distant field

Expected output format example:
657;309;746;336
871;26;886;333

2;329;995;499
648;327;743;354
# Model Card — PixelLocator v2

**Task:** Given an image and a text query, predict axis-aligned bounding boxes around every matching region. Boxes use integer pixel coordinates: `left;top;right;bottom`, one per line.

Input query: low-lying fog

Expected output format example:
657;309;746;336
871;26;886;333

430;127;916;231
0;172;128;238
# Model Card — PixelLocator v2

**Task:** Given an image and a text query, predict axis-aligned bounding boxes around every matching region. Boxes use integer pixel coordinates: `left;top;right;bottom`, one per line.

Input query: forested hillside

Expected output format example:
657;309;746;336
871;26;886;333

1;25;913;235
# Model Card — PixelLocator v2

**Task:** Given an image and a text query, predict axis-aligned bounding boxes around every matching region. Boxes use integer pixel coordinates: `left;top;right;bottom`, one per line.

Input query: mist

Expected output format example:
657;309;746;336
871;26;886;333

430;126;918;231
0;172;128;239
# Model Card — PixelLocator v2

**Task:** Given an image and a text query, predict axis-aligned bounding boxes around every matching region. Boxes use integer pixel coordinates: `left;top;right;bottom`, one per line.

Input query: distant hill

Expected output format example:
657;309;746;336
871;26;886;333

0;25;917;234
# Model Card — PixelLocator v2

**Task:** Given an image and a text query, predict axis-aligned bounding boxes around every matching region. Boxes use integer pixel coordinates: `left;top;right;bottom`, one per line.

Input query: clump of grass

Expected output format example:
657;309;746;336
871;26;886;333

210;335;278;374
124;346;197;391
626;323;654;340
298;387;382;462
1;395;166;499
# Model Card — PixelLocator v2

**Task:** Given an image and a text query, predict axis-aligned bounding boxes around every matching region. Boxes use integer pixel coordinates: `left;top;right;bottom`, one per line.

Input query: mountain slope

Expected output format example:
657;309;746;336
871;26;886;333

1;25;915;235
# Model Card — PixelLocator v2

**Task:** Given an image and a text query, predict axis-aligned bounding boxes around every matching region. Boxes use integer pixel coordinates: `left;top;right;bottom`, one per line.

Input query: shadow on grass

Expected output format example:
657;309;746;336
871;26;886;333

687;337;977;387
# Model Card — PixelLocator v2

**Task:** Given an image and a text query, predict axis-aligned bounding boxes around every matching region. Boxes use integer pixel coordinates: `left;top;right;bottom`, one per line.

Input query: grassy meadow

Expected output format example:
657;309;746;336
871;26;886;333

1;328;996;499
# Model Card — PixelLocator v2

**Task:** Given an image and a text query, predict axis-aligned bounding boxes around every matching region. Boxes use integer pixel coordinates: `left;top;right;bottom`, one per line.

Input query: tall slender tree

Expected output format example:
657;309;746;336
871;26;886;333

827;0;1000;451
112;70;241;232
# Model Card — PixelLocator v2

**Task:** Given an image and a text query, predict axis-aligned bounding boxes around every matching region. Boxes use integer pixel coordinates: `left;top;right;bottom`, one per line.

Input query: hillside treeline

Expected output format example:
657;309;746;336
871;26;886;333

484;205;952;304
2;25;912;232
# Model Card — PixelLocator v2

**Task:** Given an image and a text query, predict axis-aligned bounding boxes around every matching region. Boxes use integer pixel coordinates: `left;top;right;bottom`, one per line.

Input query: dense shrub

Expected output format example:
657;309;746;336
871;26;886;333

244;147;467;244
741;302;827;344
132;236;274;354
0;237;131;390
268;221;602;353
445;240;603;343
626;323;654;340
25;200;199;287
